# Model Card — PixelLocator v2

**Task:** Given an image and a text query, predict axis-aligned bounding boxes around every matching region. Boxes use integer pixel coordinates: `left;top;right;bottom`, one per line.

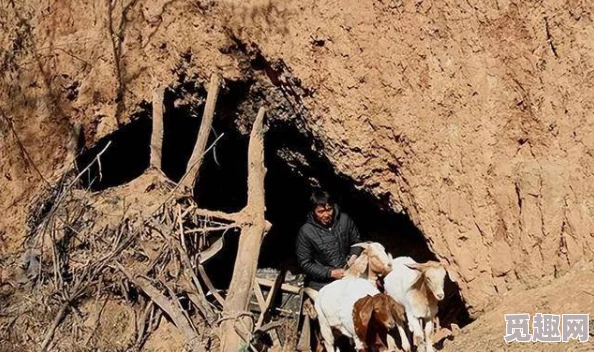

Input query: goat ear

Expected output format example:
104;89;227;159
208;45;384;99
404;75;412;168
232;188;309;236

446;268;458;283
353;296;374;340
362;301;375;327
427;260;444;268
347;254;367;273
390;299;405;320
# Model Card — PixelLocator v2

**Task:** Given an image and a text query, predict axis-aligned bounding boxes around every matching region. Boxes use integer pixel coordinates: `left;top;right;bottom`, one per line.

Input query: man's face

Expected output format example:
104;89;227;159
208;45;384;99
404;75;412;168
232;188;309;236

313;203;334;227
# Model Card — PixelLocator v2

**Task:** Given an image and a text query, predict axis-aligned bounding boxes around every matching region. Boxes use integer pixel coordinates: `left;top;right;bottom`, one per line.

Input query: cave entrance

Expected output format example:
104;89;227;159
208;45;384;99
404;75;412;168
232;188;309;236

76;113;151;191
191;105;472;331
74;79;472;335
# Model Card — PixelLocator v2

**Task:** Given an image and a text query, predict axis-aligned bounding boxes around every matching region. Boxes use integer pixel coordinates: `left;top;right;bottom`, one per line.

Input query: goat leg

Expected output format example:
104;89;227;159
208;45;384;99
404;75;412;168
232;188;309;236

396;323;411;352
386;333;397;352
407;314;424;348
317;312;337;352
353;335;366;352
385;330;405;352
423;319;434;352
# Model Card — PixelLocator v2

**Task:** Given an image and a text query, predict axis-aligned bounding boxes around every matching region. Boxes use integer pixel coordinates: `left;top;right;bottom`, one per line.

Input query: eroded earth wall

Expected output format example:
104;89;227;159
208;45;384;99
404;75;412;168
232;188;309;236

2;0;594;316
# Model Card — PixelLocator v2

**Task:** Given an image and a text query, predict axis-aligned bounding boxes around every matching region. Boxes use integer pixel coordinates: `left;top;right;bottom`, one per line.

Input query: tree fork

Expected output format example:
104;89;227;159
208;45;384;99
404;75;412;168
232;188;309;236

219;107;271;351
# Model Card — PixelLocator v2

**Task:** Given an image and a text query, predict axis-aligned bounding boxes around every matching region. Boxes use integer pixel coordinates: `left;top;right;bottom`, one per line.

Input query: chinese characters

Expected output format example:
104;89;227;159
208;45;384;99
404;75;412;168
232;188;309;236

504;313;589;343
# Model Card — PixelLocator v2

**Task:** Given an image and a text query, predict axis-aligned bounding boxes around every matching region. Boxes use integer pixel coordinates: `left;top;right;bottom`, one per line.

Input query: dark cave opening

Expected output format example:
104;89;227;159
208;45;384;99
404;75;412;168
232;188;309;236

74;78;472;337
161;85;206;183
76;114;151;191
192;110;472;330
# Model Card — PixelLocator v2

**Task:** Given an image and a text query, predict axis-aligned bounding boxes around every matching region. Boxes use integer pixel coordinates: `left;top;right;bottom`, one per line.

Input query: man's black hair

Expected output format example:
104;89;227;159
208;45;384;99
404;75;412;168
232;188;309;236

310;189;334;209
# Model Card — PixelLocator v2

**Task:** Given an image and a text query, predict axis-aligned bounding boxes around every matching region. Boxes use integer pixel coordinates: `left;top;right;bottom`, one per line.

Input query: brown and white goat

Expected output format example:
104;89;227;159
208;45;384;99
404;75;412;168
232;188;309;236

305;242;392;302
345;242;393;285
353;293;410;352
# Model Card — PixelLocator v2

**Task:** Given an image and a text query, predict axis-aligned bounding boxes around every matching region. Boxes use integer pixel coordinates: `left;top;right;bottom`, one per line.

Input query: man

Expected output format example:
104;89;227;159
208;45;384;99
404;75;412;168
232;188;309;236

295;189;364;292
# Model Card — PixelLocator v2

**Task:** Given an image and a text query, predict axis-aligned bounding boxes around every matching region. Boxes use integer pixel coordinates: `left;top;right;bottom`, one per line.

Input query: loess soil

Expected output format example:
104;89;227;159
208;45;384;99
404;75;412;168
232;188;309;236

2;0;594;350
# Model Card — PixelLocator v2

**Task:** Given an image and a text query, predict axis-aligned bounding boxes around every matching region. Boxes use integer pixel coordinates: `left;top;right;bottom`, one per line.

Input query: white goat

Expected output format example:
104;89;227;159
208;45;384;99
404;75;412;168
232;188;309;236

314;242;394;352
383;257;447;352
316;277;380;352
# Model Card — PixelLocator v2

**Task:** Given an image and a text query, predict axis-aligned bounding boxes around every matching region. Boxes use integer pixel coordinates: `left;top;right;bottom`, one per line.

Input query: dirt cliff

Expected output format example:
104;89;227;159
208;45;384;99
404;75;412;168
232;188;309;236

221;0;594;317
2;0;593;328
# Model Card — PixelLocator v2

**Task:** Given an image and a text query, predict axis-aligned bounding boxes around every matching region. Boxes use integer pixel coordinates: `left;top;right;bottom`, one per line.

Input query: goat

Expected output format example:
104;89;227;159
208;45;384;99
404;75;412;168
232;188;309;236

352;293;410;352
314;242;394;352
344;242;394;282
306;242;393;302
383;257;447;352
315;277;380;352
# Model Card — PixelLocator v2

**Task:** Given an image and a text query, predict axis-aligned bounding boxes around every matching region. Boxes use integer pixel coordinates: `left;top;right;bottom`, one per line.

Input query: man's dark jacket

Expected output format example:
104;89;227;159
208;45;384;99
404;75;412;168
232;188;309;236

295;205;363;290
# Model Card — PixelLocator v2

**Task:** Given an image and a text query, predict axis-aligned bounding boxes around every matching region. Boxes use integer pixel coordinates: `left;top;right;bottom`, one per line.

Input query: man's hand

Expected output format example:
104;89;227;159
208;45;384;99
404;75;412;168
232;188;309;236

330;268;345;280
347;254;357;267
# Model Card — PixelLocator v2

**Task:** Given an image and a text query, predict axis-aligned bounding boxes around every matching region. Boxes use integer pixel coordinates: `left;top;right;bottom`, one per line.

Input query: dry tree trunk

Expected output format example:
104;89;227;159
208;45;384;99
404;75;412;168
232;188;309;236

150;85;165;169
219;107;271;351
153;78;270;350
183;73;221;192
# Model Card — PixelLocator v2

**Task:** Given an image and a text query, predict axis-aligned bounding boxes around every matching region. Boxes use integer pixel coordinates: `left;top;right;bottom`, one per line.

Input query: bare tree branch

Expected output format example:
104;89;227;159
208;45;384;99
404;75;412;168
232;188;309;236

150;85;165;169
182;73;221;192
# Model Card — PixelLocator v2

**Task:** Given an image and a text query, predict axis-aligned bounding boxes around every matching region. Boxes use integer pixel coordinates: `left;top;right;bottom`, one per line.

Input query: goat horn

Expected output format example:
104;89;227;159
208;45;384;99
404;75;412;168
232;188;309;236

351;242;370;249
404;263;425;271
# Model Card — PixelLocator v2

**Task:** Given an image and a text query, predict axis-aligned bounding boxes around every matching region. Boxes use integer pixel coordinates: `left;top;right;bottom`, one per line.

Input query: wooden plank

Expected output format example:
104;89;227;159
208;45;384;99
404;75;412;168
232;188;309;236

197;264;225;306
254;274;277;330
253;277;267;311
255;277;301;294
296;315;312;352
295;289;305;343
256;270;285;329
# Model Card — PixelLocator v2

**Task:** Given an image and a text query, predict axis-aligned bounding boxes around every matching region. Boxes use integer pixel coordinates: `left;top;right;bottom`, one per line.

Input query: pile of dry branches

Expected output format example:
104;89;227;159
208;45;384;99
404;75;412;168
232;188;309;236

1;72;288;352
